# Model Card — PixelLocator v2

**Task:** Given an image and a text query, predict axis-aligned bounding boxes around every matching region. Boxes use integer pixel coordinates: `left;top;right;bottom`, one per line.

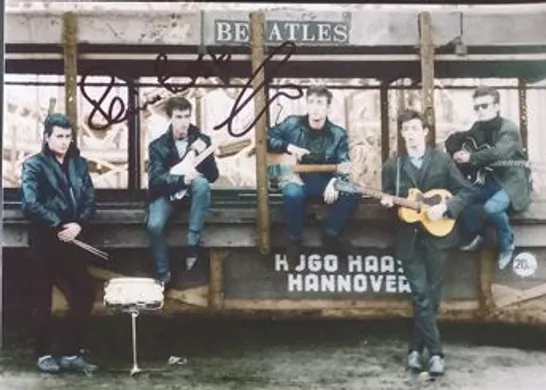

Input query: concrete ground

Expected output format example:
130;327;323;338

1;317;546;390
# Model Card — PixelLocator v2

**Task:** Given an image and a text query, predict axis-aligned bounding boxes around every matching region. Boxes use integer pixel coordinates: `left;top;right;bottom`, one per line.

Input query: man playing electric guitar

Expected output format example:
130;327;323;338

146;97;219;284
380;110;474;376
449;86;530;270
267;86;360;265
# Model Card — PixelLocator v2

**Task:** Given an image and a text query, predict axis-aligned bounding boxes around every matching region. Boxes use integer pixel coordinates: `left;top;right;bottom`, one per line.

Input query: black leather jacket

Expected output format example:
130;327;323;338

267;115;351;179
148;125;219;201
21;146;96;230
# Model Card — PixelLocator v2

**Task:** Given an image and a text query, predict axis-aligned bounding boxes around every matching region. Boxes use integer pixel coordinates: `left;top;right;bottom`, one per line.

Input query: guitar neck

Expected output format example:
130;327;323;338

293;164;338;173
192;143;216;166
360;188;421;211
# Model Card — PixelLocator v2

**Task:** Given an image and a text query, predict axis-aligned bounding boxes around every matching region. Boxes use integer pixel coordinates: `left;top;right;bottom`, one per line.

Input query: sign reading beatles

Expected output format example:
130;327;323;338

274;253;411;294
214;20;350;44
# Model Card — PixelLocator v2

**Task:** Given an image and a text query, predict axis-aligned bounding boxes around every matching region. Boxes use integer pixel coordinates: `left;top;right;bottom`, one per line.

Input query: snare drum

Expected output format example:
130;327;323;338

104;277;164;311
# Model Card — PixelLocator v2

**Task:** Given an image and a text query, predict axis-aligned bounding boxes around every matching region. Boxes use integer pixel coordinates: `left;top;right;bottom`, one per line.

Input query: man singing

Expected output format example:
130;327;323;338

450;86;530;269
380;110;474;376
21;113;98;374
267;85;360;265
146;96;219;284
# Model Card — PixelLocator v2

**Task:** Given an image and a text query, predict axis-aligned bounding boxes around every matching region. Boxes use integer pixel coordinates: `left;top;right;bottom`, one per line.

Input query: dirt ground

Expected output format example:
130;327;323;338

1;317;546;390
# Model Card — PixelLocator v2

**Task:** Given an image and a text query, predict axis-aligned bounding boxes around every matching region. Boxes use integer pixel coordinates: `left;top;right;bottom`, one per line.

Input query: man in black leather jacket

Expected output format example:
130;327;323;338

146;97;219;284
267;86;360;265
21;113;98;375
448;86;530;270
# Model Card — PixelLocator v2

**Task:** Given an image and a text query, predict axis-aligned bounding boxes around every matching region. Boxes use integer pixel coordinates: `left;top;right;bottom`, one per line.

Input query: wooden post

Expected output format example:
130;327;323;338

518;78;528;151
418;12;436;146
380;84;390;162
48;98;57;115
478;248;496;318
249;11;270;255
62;12;79;144
208;249;227;309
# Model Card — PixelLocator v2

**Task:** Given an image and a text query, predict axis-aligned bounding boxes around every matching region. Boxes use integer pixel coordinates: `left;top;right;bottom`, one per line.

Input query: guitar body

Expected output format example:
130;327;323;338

397;188;456;237
461;137;493;185
331;179;456;237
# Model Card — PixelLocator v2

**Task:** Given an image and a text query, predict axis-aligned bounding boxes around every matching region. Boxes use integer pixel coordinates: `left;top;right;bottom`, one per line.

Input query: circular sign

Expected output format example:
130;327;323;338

512;252;538;278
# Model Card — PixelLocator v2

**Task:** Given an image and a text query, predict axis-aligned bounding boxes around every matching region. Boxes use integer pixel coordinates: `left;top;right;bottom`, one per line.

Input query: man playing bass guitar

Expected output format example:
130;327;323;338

448;86;531;270
380;110;474;376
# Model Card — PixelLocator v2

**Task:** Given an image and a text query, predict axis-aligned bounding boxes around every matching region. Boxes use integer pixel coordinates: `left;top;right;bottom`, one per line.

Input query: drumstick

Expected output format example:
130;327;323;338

72;239;111;260
73;239;109;259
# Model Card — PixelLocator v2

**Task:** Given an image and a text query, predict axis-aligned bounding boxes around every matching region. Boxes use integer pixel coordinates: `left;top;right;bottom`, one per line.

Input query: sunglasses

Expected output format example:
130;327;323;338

473;103;492;111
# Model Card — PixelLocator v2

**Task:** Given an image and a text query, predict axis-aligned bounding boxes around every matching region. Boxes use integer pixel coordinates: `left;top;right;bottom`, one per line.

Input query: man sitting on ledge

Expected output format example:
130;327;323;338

146;97;219;285
267;85;360;266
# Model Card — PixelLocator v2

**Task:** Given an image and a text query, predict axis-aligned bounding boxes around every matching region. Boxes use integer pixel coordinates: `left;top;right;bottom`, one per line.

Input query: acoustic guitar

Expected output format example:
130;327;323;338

460;136;530;185
334;179;455;237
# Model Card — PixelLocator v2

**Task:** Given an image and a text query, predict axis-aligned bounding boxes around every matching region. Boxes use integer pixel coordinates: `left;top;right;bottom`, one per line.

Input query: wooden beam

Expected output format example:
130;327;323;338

208;249;227;309
62;12;79;144
48;98;57;115
249;11;271;255
478;248;496;317
380;83;390;162
518;78;529;151
418;12;436;146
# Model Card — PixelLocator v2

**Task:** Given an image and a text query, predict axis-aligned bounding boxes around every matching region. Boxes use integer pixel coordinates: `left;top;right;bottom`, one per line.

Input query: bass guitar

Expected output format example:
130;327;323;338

334;179;455;237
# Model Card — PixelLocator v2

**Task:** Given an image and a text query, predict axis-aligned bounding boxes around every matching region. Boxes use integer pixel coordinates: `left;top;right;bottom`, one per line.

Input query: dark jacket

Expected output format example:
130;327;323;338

148;125;219;201
381;147;475;261
267;115;350;179
445;116;531;212
21;146;96;230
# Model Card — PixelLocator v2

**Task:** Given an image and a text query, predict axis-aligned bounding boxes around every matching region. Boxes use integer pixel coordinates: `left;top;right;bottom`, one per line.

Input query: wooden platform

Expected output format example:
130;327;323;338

3;194;546;326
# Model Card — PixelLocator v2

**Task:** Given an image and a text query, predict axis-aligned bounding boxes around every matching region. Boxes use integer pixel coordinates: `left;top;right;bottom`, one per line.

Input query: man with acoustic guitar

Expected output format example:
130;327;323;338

380;109;474;376
146;96;219;285
267;86;360;266
447;86;530;270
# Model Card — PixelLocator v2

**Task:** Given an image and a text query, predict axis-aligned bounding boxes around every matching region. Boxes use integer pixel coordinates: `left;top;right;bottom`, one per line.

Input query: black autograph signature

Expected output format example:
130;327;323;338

80;41;303;137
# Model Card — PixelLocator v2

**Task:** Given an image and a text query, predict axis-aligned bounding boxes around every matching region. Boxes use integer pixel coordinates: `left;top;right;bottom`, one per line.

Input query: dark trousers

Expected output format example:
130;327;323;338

281;173;360;241
29;229;95;359
402;240;448;356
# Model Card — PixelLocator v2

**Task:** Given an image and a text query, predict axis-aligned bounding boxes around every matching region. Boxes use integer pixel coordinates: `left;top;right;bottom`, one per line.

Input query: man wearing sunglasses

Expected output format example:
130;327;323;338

451;86;530;269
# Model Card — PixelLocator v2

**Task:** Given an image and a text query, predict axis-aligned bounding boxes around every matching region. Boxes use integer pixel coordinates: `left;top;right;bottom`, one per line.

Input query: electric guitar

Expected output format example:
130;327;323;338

170;142;217;201
267;152;352;187
460;137;530;185
334;180;455;237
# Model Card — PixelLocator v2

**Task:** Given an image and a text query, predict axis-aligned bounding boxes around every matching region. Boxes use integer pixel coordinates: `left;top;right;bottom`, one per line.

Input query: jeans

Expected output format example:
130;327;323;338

403;240;448;357
281;173;360;241
146;177;211;280
29;228;95;359
461;177;513;251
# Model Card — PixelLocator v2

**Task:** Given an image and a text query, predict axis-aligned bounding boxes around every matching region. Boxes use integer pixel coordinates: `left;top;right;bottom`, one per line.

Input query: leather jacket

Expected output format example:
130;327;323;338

267;115;350;179
21;146;96;230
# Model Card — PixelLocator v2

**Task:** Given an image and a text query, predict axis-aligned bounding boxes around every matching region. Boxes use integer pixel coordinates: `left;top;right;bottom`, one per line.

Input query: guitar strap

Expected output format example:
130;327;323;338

395;156;400;197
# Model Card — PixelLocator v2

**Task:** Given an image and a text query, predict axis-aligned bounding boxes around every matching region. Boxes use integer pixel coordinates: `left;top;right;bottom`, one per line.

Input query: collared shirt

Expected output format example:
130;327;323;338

410;155;424;169
175;139;189;158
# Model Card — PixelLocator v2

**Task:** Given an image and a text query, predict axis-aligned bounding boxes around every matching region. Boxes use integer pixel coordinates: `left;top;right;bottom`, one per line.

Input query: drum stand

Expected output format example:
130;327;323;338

128;309;141;376
118;305;164;377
